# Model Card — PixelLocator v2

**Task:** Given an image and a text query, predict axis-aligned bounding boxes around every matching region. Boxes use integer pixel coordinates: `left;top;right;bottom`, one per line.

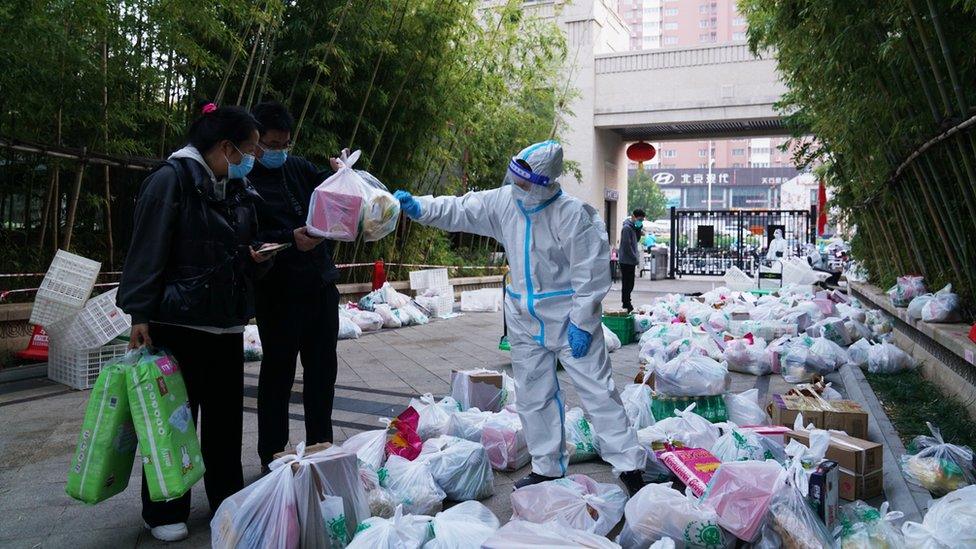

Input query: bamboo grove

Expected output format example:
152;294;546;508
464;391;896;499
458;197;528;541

0;0;569;284
741;0;976;313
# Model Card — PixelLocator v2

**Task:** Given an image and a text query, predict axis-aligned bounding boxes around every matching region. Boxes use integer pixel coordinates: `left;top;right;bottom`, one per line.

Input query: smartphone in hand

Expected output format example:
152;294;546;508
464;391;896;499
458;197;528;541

257;242;293;256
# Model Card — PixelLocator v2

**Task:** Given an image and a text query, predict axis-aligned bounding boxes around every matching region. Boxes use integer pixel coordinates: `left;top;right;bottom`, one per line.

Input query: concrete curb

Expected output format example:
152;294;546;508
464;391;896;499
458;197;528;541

838;364;932;523
0;362;46;384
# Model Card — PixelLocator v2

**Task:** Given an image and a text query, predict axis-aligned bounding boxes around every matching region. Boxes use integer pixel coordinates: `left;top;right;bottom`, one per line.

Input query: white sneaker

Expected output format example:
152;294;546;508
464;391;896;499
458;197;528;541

146;522;189;542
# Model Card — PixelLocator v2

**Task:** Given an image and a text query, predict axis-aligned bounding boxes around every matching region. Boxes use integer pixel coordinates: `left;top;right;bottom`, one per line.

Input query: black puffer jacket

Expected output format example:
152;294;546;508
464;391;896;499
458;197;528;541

117;153;267;328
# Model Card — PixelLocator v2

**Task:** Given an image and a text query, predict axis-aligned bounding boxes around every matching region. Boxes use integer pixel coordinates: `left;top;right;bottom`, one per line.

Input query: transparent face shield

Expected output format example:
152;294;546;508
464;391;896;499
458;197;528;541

507;157;555;204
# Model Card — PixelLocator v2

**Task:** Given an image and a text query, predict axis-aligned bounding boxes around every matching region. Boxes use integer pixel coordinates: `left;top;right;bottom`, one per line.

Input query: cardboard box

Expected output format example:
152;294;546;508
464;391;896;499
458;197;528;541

273;441;333;464
451;369;505;412
273;444;370;541
807;460;839;530
768;394;868;439
839;468;883;501
786;430;882;475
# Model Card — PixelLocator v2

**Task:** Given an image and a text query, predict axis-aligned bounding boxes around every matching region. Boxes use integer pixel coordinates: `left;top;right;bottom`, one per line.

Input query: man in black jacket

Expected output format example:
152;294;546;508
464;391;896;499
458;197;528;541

249;102;342;467
618;208;646;312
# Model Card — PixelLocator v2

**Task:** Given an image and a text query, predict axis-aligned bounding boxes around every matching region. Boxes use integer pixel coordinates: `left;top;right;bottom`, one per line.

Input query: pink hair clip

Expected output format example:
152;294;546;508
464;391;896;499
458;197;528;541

201;102;217;114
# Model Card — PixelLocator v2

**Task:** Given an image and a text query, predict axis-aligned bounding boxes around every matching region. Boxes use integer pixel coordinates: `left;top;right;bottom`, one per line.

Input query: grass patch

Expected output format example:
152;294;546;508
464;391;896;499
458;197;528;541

865;369;976;450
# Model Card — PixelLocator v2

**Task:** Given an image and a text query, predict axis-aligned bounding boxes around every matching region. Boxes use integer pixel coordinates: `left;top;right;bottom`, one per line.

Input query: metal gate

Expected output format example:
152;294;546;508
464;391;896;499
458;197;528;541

668;207;816;277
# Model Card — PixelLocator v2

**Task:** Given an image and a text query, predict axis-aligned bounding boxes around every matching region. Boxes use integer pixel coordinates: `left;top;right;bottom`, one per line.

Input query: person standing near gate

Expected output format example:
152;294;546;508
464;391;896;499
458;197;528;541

248;101;342;469
618;209;645;313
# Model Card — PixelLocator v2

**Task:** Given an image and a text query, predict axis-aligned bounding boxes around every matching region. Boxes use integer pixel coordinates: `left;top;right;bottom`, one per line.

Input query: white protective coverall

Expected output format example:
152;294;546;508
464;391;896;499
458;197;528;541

412;141;645;477
766;229;788;260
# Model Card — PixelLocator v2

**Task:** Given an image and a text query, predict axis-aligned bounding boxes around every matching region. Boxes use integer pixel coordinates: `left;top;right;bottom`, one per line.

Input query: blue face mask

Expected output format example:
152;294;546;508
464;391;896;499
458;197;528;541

634;220;644;230
226;145;255;179
258;148;288;169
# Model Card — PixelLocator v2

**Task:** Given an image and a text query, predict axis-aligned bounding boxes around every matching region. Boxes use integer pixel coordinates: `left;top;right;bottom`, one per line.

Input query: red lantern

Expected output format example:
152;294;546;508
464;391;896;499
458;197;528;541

627;141;657;172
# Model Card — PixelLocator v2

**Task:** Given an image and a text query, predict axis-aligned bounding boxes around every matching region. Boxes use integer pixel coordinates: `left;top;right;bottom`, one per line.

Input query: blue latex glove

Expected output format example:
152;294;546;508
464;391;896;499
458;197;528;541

394;190;422;219
567;323;592;359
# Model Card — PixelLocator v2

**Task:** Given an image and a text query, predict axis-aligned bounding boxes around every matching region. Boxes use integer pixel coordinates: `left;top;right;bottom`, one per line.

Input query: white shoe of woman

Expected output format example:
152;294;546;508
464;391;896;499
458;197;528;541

146;522;189;542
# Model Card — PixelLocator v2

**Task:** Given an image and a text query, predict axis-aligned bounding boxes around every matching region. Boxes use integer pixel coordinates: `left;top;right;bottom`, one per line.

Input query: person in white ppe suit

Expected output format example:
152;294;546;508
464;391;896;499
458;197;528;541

394;140;647;494
766;228;789;261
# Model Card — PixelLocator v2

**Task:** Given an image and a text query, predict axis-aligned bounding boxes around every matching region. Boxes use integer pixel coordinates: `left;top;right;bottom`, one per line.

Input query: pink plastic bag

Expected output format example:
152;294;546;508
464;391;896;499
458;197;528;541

701;460;784;542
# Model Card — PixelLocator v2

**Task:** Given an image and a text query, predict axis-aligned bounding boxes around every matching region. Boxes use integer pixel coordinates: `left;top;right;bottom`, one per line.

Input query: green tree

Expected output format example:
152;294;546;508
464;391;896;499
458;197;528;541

627;171;667;221
0;0;571;283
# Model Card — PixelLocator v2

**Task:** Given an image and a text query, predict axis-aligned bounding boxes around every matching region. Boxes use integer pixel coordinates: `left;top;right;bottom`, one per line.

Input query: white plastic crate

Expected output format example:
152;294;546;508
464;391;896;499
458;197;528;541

30;250;101;326
48;338;128;390
30;298;84;328
416;295;455;318
409;268;449;290
46;288;131;352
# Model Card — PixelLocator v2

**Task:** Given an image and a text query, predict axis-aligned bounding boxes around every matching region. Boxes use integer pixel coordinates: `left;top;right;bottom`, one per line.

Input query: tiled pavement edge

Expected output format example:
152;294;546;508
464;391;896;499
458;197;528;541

0;278;907;548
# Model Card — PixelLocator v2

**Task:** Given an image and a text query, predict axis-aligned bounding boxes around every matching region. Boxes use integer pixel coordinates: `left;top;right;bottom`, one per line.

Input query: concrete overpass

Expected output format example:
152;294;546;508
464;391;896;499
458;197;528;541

593;44;786;141
511;1;789;243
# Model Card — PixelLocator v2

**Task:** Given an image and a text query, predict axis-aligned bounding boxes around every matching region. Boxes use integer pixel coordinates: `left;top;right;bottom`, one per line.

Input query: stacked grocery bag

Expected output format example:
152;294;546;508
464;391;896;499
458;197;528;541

66;347;204;505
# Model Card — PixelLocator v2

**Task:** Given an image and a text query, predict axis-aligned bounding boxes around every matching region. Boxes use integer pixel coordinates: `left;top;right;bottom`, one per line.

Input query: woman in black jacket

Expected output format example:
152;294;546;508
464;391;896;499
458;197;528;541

117;103;272;542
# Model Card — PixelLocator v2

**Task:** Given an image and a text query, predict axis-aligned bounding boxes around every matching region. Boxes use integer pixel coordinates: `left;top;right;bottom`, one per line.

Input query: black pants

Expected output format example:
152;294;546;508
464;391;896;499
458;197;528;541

620;263;636;310
142;323;244;527
255;279;340;465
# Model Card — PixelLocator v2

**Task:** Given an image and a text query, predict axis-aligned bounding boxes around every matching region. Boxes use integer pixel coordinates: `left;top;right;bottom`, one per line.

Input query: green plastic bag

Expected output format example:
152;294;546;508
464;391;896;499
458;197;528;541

66;359;138;504
127;349;205;501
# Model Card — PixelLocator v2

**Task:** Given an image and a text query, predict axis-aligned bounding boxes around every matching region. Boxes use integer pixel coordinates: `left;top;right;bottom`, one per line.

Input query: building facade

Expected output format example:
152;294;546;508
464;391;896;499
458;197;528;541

616;0;793;171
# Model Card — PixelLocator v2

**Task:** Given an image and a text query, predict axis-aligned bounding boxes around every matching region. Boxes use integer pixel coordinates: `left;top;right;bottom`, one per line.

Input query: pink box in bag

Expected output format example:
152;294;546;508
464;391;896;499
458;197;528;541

656;447;721;497
308;189;362;241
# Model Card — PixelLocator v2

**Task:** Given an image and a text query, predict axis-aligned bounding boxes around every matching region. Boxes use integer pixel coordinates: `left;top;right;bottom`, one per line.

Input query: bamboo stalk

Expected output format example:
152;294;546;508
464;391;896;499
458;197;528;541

102;28;114;268
908;163;964;282
237;23;264;105
348;0;410;150
293;0;355;145
216;24;253;105
61;153;87;250
907;0;952;116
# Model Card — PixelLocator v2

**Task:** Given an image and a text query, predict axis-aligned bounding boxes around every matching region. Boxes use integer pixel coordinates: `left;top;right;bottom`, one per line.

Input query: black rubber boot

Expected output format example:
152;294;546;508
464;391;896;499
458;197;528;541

513;472;563;490
619;469;648;497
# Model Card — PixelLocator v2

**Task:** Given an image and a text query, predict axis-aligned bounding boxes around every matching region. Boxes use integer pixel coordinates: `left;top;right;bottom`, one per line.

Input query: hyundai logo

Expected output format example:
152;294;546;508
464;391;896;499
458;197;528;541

652;172;674;185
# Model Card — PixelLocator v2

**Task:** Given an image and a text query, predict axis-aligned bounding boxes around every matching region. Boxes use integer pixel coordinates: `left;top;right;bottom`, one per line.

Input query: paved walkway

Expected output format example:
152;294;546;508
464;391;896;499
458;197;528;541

0;278;837;548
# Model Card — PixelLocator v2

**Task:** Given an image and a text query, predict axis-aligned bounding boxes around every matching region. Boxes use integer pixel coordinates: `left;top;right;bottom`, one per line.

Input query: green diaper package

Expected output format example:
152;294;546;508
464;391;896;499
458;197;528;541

126;349;205;501
66;359;138;504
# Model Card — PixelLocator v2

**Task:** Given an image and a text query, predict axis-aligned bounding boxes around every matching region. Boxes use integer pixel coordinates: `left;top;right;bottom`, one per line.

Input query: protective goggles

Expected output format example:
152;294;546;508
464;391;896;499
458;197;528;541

507;158;551;187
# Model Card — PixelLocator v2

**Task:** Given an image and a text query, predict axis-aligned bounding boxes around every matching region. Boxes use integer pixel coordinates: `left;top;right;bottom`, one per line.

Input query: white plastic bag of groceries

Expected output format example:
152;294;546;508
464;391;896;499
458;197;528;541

211;455;300;549
637;404;720;450
655;354;730;397
355;168;400;242
338;309;362;340
384;455;445;516
724;389;771;426
418;435;494;501
603;324;622;353
901;485;976;547
306;150;399;242
620;383;656;429
565;407;600;463
424;501;500;549
483;519;621;549
446;408;493;442
346;505;430;549
510;475;628;537
617;482;734;549
920;284;962;323
866;340;917;374
480;409;530;471
408;394;460;440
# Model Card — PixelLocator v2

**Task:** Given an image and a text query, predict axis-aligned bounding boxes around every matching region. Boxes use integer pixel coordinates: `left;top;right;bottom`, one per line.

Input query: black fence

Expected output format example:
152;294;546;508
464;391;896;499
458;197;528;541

668;207;817;277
